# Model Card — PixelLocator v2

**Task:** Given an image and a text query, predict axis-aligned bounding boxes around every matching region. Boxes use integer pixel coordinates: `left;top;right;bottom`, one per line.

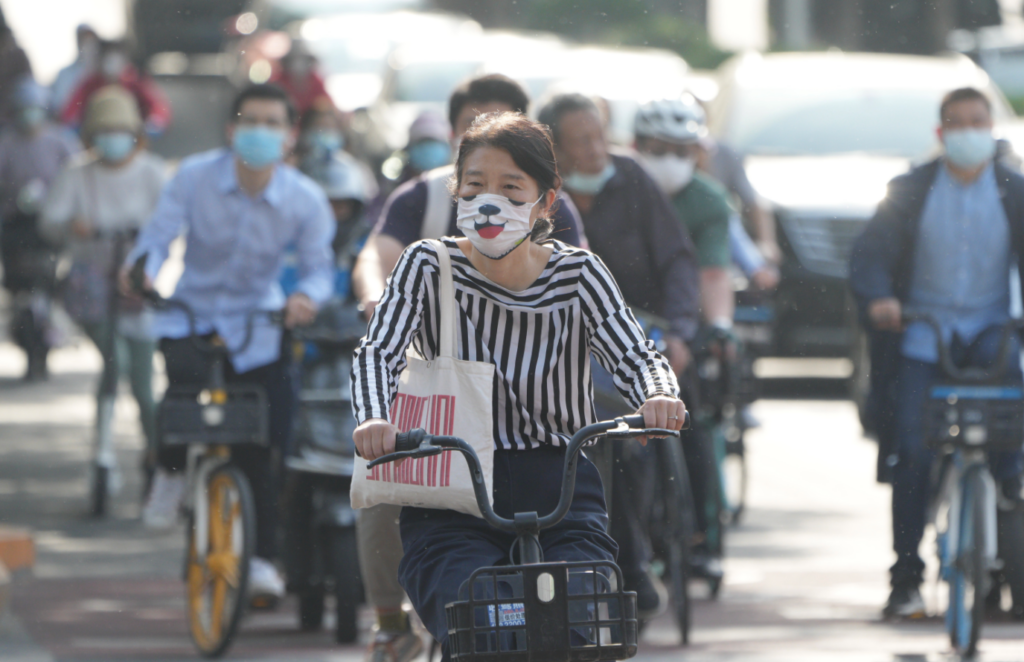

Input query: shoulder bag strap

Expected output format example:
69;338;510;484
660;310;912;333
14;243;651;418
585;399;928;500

425;238;456;358
421;165;455;240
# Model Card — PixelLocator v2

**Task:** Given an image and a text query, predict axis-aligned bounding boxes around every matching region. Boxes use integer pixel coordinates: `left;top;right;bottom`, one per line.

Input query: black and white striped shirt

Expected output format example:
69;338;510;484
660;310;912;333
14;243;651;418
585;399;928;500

352;238;678;450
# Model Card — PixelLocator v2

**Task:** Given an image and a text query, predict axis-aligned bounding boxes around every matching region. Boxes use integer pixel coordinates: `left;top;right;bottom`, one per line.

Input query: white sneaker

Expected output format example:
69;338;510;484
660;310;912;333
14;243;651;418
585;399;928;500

248;556;285;609
141;469;186;529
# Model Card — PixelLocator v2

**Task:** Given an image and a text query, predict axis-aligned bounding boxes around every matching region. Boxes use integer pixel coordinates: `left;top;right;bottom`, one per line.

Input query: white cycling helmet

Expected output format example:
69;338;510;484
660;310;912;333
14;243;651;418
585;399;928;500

634;95;708;145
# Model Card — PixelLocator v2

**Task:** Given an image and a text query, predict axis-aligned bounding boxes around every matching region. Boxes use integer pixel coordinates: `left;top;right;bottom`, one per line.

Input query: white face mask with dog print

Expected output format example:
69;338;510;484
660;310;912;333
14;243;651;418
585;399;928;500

456;193;543;260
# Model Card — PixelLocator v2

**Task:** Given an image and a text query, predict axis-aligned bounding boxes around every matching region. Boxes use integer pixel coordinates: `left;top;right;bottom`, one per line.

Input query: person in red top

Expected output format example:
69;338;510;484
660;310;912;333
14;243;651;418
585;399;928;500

270;40;332;118
60;40;171;136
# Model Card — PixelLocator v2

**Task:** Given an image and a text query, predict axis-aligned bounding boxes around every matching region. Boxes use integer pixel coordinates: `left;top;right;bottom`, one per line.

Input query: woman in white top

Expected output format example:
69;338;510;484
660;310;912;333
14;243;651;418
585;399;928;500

42;84;166;478
351;112;687;659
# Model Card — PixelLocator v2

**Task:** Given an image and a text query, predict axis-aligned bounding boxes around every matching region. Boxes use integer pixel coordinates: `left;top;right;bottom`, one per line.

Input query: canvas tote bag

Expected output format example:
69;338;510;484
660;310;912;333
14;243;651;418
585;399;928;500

351;239;496;517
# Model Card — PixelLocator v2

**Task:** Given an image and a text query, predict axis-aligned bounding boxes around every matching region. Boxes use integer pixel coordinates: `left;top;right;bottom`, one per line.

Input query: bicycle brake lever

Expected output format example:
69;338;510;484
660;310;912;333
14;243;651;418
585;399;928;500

366;442;443;468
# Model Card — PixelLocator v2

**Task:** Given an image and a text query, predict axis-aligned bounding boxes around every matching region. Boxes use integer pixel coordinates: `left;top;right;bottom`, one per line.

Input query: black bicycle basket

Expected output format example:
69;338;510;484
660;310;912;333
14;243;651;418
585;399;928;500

445;560;638;662
923;384;1024;452
159;384;269;446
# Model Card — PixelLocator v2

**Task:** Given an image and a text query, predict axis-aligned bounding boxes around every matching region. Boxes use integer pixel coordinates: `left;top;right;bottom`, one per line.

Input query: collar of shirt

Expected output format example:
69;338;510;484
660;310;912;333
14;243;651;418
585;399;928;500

215;149;286;209
938;159;996;191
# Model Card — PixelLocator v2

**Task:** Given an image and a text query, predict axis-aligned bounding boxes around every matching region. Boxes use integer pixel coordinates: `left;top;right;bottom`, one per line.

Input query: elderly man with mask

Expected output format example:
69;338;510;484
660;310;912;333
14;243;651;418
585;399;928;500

851;87;1024;620
537;92;701;618
125;83;335;605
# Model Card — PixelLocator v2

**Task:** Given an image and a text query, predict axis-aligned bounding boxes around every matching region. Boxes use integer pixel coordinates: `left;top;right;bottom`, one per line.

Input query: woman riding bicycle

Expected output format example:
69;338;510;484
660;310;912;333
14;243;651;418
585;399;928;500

351;112;687;659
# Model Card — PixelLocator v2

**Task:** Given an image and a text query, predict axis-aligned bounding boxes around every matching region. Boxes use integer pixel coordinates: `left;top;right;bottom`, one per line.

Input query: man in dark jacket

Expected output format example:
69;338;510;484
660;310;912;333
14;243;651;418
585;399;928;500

850;87;1024;619
538;92;702;619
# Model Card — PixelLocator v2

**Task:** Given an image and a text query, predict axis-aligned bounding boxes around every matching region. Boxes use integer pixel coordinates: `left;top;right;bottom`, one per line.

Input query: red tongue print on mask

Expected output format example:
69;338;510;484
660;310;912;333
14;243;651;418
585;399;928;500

478;224;504;239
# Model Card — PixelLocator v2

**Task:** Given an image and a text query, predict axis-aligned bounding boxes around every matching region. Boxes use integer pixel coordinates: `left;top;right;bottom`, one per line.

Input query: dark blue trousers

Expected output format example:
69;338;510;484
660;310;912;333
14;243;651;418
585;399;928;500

891;325;1024;586
398;445;618;660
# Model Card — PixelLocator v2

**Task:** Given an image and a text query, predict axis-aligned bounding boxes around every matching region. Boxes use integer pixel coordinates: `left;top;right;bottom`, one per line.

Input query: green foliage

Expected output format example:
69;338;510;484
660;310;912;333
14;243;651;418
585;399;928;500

523;0;730;70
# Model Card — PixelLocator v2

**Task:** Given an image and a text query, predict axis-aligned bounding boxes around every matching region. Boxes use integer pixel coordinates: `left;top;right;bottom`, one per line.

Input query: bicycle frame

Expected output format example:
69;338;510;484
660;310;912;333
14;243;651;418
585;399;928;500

370;414;688;661
905;312;1021;653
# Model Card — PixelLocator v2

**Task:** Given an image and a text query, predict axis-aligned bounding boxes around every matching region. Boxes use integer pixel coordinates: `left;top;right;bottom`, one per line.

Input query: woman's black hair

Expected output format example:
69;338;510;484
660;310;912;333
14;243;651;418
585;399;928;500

453;112;561;243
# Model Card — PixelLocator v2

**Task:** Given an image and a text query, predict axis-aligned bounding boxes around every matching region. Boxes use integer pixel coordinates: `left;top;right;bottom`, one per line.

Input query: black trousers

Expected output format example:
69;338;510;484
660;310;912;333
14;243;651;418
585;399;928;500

158;335;295;560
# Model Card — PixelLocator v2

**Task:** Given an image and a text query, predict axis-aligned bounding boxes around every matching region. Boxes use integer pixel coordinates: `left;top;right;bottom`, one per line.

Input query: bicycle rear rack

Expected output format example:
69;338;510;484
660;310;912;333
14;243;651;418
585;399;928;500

445;560;638;662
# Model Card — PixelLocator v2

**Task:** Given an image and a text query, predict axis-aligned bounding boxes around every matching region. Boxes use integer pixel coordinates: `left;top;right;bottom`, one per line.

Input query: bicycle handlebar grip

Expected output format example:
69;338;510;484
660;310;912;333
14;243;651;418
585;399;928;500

622;411;690;430
394;429;427;452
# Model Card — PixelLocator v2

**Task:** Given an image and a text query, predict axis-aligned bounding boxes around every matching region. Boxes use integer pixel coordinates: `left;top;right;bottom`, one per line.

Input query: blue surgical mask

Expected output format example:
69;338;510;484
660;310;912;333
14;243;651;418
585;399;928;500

93;131;136;162
304;130;343;157
563;162;616;195
407;140;451;171
943;128;996;169
233;126;286;169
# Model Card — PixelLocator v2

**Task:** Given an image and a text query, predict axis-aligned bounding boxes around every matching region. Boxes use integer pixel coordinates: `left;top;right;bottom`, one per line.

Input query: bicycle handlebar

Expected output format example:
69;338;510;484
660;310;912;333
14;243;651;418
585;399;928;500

901;312;1019;382
367;412;690;534
128;255;283;355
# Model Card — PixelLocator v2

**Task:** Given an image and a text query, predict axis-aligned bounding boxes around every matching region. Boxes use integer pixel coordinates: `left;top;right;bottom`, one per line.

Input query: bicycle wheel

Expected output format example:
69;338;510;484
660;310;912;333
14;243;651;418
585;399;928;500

330;527;362;644
951;468;988;656
997;500;1024;619
722;430;747;525
706;426;728;560
657;436;695;645
186;463;255;658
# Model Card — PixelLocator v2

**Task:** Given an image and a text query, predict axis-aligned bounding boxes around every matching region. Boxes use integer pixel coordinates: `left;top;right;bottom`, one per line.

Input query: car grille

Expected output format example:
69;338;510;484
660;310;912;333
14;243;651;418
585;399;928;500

779;215;867;279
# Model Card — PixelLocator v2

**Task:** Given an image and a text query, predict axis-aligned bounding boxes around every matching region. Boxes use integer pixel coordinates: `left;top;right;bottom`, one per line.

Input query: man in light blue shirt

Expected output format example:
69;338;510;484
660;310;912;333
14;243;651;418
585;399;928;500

901;163;1011;362
127;84;335;603
851;87;1024;620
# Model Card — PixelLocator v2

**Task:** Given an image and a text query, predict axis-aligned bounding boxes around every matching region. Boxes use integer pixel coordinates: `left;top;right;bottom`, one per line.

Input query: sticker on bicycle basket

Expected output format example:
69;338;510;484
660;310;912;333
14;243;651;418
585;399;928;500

488;603;526;627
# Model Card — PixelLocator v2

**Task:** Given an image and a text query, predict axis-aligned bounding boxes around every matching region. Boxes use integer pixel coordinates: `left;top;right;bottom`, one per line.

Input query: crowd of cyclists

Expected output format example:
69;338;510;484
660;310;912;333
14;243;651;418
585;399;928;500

1;12;1022;662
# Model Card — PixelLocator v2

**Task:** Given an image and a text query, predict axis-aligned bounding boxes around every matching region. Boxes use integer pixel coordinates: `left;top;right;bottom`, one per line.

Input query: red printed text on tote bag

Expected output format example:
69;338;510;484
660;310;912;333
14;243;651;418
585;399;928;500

367;393;457;486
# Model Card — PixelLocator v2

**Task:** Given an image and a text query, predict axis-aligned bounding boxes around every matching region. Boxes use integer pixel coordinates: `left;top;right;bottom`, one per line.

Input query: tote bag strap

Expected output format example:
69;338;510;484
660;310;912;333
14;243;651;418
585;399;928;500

425;239;456;358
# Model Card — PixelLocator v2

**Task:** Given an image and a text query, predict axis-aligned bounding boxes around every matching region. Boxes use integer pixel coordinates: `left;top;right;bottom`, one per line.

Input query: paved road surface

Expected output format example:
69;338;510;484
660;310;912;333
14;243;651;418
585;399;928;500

1;342;1022;661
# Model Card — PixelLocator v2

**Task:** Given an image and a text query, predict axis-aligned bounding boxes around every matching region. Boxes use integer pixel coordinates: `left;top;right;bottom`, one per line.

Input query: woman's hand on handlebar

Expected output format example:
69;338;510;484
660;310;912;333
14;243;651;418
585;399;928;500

354;418;399;461
636;395;688;445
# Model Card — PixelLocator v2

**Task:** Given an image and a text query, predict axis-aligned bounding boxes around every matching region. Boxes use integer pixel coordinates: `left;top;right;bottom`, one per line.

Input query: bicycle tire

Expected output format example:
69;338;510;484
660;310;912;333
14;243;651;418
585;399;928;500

331;527;362;644
997;501;1024;619
186;463;255;658
722;434;747;525
658;436;694;645
706;428;728;560
952;468;987;656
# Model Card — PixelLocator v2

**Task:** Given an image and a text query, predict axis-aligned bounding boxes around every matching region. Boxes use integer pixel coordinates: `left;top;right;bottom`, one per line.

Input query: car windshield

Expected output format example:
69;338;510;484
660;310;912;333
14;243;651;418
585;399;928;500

727;88;944;158
393;61;481;102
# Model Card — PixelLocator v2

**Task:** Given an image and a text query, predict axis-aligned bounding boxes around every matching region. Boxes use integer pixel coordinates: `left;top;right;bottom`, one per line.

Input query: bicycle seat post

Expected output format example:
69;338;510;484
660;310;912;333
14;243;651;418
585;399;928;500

513;511;543;564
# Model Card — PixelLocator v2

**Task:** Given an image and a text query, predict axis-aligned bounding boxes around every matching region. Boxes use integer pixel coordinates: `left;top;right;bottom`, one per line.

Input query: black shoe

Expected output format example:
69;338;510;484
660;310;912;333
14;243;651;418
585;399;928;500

625;568;668;620
883;583;925;620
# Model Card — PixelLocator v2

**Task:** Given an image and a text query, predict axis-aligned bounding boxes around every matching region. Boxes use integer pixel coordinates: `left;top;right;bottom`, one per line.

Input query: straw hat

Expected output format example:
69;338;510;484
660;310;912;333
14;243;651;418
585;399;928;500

82;85;142;140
